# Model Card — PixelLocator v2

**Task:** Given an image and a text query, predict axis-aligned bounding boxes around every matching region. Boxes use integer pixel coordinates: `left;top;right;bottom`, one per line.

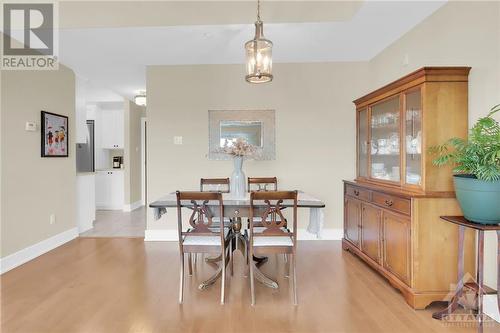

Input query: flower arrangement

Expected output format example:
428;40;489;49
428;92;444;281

219;137;257;157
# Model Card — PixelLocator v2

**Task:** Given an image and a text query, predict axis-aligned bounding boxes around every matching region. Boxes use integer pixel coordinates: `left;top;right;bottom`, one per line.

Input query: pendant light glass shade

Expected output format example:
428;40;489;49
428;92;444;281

134;91;147;106
245;2;273;84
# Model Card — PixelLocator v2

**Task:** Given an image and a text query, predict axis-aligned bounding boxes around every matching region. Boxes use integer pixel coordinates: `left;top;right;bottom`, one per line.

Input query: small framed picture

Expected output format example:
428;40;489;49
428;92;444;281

41;111;68;157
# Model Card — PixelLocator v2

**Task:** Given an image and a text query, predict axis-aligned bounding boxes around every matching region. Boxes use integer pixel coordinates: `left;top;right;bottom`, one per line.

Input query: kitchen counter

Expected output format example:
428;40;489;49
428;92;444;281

96;168;125;172
76;172;96;176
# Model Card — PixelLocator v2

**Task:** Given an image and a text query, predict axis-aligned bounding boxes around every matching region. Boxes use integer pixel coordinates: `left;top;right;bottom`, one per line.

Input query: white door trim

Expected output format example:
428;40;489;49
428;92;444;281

140;117;147;206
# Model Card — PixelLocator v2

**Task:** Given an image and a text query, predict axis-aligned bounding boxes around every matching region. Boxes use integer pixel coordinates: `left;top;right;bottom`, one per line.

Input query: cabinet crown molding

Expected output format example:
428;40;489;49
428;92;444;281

353;66;471;107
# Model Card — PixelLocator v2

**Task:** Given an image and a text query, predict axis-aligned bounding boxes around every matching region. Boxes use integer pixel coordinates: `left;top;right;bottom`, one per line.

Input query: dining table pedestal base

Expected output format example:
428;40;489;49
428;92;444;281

198;223;279;290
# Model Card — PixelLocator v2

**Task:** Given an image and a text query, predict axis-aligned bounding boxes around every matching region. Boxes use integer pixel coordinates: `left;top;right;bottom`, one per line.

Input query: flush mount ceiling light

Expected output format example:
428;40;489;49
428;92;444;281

245;0;273;84
134;91;146;106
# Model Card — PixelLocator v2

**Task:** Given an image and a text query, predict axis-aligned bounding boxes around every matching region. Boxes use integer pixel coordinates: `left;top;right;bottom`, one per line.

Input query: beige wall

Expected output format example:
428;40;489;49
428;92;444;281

144;0;499;287
1;65;76;258
146;62;369;232
364;0;500;290
124;99;145;205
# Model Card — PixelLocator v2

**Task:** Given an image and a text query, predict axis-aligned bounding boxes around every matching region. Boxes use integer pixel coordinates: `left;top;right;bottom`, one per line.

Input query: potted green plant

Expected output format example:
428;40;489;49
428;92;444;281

430;104;500;224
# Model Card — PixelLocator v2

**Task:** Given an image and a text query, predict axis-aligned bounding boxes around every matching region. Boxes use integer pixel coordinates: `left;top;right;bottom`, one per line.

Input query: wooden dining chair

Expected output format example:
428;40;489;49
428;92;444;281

200;178;230;193
200;178;232;226
247;177;278;192
247;177;284;228
248;190;298;306
176;191;230;304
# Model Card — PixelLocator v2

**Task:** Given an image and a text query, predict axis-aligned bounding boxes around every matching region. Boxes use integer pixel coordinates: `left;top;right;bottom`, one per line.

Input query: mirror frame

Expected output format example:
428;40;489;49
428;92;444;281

208;109;276;160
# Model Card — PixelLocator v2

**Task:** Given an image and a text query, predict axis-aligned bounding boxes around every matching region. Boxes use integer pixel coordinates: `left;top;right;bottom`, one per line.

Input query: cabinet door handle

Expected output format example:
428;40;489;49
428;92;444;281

354;190;360;196
384;199;394;207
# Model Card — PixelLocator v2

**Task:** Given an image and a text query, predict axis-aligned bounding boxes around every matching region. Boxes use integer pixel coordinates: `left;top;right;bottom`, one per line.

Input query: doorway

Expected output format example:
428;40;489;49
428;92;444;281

141;117;147;206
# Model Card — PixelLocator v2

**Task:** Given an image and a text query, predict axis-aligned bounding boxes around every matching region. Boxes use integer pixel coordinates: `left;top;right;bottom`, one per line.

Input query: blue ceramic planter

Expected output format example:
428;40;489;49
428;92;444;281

453;174;500;225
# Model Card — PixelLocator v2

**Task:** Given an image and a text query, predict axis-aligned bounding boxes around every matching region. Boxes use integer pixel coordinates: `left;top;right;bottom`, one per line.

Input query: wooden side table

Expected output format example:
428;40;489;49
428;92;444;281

432;216;500;333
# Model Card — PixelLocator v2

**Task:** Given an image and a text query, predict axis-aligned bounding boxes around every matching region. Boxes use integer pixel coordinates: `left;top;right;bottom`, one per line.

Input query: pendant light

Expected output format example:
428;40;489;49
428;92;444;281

245;0;273;83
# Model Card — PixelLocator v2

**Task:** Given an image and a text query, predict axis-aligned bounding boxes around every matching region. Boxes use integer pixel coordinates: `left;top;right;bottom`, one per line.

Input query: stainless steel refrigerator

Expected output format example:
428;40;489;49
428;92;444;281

76;120;95;172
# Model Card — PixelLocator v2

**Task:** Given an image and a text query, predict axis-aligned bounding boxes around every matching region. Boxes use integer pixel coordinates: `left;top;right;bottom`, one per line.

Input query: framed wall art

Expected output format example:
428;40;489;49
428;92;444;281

41;111;68;157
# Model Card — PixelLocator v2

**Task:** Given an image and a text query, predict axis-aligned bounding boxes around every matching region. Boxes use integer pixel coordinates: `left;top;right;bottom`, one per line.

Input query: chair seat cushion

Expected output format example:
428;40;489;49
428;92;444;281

253;236;293;247
207;216;231;223
183;228;229;246
252;227;287;234
249;216;284;222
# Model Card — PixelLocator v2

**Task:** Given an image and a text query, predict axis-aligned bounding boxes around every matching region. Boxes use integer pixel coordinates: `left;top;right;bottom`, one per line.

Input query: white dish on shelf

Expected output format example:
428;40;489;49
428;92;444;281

406;173;421;184
372;163;385;171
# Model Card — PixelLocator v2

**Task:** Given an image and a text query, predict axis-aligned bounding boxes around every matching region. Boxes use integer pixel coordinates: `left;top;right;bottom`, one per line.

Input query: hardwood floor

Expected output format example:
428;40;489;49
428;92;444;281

1;238;498;333
80;206;146;237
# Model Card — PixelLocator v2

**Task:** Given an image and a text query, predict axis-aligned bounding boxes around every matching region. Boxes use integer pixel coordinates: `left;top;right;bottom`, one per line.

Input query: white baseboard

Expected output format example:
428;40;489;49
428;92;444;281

484;294;500;323
144;228;342;242
123;200;143;212
297;228;343;240
145;229;178;241
78;223;93;234
0;227;78;274
96;204;123;210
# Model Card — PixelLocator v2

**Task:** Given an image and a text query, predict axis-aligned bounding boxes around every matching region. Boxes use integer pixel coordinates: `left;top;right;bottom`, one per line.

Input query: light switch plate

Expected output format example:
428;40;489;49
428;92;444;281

25;121;37;131
174;136;183;145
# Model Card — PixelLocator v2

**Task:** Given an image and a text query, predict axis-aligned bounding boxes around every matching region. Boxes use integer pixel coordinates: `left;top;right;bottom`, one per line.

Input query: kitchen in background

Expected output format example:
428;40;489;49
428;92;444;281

76;120;95;173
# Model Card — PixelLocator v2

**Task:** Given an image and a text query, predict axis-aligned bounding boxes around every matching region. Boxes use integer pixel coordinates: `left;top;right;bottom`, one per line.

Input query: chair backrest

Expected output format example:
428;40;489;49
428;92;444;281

176;191;225;240
249;190;297;241
200;178;230;193
247;177;278;192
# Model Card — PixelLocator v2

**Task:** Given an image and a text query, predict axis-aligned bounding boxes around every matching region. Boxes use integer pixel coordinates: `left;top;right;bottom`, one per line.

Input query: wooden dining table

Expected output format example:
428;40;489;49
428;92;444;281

149;191;325;290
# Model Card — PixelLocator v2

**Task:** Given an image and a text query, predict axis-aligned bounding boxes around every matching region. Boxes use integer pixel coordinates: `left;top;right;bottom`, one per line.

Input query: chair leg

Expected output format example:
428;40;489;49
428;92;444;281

221;251;226;305
243;239;249;278
179;253;185;304
188;253;193;276
229;239;234;276
292;254;298;306
250;259;256;306
285;254;290;278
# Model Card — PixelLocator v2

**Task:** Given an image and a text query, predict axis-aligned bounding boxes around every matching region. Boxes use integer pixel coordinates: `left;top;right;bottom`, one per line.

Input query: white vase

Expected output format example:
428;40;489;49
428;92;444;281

230;156;246;198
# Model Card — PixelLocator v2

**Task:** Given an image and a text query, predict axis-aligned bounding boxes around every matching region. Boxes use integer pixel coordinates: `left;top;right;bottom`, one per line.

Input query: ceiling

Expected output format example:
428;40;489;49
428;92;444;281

59;1;364;28
3;1;448;101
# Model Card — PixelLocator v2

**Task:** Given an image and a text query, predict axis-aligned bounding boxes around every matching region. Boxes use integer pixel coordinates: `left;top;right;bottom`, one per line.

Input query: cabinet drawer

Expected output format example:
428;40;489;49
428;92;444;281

372;192;410;215
345;185;371;201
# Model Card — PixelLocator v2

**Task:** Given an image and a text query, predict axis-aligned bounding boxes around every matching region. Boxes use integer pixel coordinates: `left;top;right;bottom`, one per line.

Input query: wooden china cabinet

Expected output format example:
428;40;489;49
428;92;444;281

343;67;476;309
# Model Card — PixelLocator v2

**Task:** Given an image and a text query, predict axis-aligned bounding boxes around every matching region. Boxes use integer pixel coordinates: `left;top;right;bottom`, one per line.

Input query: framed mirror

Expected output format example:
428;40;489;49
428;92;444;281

209;110;275;160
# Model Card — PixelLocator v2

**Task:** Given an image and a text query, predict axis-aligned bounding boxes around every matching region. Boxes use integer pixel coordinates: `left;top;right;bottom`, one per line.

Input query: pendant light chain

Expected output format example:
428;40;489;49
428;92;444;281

257;0;261;21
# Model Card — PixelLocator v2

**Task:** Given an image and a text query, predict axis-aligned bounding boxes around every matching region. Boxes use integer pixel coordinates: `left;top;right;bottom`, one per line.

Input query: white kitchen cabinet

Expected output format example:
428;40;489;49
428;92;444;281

100;109;124;149
77;173;96;233
95;170;124;210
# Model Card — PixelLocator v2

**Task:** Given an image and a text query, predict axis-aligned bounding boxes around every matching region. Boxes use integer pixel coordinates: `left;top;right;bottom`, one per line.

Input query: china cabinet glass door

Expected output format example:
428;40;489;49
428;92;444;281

370;96;401;182
358;108;369;178
404;89;422;186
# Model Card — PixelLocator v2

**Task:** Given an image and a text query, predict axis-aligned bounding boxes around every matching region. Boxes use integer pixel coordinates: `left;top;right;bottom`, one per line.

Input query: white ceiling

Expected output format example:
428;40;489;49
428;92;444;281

58;1;364;28
22;1;450;100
